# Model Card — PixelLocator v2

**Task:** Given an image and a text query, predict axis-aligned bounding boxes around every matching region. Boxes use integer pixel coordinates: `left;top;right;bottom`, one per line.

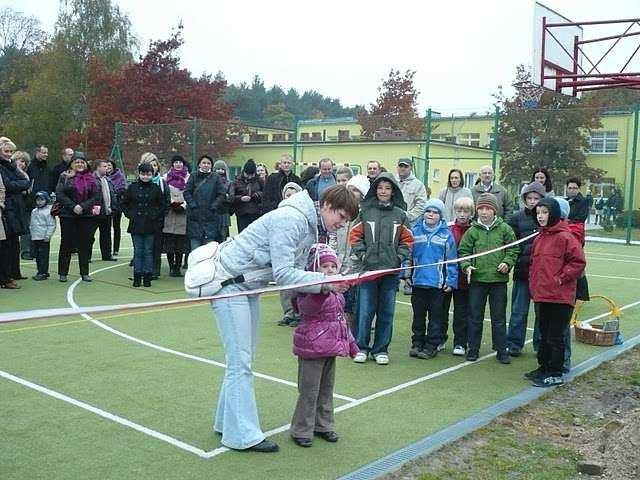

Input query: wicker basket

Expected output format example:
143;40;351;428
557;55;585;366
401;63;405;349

571;295;621;347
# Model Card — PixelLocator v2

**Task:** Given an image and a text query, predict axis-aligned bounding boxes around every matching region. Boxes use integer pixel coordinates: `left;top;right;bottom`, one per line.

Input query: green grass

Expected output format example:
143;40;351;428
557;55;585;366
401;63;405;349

1;238;640;479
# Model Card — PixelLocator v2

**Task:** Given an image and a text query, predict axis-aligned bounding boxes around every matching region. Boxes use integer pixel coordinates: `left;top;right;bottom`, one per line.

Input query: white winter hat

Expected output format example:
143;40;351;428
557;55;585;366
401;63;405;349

347;174;370;198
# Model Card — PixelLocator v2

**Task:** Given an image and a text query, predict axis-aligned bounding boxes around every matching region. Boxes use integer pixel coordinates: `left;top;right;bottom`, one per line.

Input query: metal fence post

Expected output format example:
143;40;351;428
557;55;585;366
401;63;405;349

292;117;299;174
423;109;433;186
626;103;639;245
191;118;198;171
109;122;124;172
492;105;500;172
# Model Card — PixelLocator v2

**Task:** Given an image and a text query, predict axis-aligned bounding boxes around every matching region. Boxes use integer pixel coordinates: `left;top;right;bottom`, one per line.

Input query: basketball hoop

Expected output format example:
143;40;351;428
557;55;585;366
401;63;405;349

513;81;544;110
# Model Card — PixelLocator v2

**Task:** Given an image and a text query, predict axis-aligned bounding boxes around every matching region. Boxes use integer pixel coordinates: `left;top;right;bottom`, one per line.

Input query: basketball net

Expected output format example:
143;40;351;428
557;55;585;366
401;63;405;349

513;81;544;110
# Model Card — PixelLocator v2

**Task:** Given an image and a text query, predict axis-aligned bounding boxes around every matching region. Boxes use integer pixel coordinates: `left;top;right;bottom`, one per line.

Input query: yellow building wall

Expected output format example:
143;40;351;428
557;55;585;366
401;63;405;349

297;121;362;141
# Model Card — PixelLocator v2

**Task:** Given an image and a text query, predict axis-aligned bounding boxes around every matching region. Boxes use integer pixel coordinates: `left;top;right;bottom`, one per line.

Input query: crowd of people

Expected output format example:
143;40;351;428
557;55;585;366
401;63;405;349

0;138;593;453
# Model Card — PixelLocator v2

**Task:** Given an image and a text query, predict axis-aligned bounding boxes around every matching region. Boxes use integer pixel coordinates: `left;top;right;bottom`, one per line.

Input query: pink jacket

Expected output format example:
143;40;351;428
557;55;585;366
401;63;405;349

293;292;359;359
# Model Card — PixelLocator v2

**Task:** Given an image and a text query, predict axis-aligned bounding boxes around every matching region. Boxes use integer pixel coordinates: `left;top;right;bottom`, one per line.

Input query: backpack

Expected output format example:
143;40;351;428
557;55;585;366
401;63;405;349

184;240;271;298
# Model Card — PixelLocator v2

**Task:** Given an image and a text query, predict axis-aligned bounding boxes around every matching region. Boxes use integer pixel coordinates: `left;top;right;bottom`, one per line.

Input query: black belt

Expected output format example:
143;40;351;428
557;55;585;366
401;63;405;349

221;275;246;287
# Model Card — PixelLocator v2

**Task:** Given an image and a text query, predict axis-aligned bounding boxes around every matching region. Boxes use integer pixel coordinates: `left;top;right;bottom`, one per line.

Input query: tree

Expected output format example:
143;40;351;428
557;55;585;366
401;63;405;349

84;28;237;166
496;65;605;192
263;103;294;128
357;69;423;139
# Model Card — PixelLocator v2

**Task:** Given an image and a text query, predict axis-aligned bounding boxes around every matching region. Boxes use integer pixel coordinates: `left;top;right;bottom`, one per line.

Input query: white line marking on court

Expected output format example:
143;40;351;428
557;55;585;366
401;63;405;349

0;369;209;458
201;297;640;458
589;273;640;281
588;256;640;264
586;250;640;259
66;263;356;403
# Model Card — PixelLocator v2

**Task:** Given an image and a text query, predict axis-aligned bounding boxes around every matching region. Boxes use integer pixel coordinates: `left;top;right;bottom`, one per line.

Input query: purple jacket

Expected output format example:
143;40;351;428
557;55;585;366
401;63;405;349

293;292;359;359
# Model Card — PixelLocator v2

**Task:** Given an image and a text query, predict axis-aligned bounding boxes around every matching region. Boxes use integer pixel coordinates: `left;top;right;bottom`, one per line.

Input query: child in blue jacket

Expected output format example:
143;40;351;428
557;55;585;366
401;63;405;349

409;198;458;359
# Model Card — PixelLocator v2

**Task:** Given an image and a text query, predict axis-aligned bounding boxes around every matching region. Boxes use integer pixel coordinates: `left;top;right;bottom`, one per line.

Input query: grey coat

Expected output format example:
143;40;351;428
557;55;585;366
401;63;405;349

471;182;514;220
218;190;325;293
29;205;56;240
163;184;187;235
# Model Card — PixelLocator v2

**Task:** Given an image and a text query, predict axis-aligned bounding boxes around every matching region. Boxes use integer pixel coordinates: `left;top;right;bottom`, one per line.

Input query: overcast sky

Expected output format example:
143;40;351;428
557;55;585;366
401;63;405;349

8;0;640;115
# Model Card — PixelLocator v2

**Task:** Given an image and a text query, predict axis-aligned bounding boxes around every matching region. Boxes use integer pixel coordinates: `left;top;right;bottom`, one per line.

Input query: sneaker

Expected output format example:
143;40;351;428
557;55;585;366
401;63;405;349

466;351;479;362
524;367;546;381
32;274;48;281
353;352;368;363
288;319;300;327
59;275;68;283
277;317;293;326
507;347;521;357
409;345;422;357
452;345;466;356
417;345;437;359
437;343;446;352
81;275;93;282
374;353;389;365
496;351;511;364
533;375;564;388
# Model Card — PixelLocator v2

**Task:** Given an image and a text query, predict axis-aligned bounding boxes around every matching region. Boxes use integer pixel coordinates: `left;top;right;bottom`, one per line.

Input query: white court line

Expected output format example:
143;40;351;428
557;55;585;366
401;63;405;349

585;250;640;259
395;300;535;331
66;263;356;403
0;369;209;458
588;256;640;264
202;297;640;458
589;273;640;281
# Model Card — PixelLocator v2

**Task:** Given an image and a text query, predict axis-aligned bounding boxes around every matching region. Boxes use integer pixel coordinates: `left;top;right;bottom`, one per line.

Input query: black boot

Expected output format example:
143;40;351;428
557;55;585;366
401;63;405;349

173;253;184;277
167;253;176;277
143;273;152;287
132;273;142;288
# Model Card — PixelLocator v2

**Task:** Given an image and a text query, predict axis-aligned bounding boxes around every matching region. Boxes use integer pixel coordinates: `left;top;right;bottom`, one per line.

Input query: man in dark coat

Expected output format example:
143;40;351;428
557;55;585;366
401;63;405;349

49;147;74;194
232;159;264;232
565;178;589;224
262;154;301;213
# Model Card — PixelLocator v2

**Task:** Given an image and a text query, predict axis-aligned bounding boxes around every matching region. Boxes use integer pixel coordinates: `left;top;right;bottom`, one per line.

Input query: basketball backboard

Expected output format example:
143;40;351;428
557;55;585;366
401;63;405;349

532;2;640;97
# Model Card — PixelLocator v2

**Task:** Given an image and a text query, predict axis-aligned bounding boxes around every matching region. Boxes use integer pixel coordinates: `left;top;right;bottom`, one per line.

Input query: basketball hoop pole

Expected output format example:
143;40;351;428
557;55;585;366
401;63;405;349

491;106;499;172
626;103;639;245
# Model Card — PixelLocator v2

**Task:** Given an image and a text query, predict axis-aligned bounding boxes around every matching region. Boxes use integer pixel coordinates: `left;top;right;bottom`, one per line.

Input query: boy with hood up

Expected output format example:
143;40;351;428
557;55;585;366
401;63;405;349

409;198;458;359
349;172;414;365
30;191;56;280
526;197;585;387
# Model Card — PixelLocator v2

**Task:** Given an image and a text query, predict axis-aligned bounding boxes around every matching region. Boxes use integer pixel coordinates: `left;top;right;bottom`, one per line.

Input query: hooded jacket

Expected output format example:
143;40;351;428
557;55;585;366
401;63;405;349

411;218;458;289
508;182;545;281
232;172;263;216
292;292;359;359
395;172;428;226
218;190;326;293
30;202;56;241
0;157;30;236
458;216;519;284
349;173;414;271
305;172;337;202
529;197;586;306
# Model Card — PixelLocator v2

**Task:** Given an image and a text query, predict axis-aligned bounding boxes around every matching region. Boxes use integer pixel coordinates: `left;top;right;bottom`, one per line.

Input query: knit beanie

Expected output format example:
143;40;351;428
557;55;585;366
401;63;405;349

34;191;50;203
72;150;87;162
476;193;498;213
423;198;445;217
282;181;302;198
170;154;185;166
346;174;370;198
213;159;228;176
243;158;257;175
307;243;340;272
520;181;546;200
555;197;570;219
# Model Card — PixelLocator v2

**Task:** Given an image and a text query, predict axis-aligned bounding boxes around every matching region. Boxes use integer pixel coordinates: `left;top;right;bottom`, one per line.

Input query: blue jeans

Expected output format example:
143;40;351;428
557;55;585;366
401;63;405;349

467;282;507;355
506;279;532;353
356;274;399;356
211;284;264;450
131;233;154;274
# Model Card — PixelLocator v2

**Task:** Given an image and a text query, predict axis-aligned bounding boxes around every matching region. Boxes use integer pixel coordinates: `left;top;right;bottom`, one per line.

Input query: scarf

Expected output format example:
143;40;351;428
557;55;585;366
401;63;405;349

109;169;127;192
98;175;112;215
152;173;161;186
73;170;96;204
166;167;188;190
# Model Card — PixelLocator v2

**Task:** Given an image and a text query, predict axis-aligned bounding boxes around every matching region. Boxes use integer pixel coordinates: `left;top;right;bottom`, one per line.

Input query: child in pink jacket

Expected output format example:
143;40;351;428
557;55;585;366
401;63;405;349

290;243;359;448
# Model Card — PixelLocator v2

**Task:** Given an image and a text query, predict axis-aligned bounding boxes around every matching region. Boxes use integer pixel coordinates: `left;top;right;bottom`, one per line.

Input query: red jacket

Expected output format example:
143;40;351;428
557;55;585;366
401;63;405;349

449;220;471;290
529;220;586;306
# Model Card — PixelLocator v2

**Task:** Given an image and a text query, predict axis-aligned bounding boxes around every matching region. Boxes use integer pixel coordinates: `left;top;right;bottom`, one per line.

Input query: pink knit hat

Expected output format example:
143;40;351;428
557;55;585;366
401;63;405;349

306;243;340;272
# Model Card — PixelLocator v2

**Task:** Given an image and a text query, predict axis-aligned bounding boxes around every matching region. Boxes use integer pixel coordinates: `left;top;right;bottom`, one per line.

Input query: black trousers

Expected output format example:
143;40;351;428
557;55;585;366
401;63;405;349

58;217;96;276
411;286;446;349
6;234;21;279
0;239;11;284
236;213;261;233
33;240;51;275
537;302;573;377
442;288;470;348
90;216;113;260
467;282;507;355
112;211;122;254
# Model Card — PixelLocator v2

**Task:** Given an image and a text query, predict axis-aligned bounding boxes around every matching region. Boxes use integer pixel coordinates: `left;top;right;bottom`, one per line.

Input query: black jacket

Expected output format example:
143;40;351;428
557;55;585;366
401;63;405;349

0;158;31;236
568;192;589;223
507;206;538;281
55;173;102;218
26;159;51;205
183;171;225;241
50;161;70;194
121;181;165;234
262;170;301;213
232;173;263;216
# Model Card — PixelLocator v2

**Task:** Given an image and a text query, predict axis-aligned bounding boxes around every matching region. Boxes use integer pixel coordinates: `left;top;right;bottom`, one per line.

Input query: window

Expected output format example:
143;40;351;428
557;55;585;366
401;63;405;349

458;133;480;147
271;133;287;142
311;132;322;141
432;168;441;182
249;133;268;142
300;132;311;141
338;130;350;141
589;131;618;153
486;133;496;149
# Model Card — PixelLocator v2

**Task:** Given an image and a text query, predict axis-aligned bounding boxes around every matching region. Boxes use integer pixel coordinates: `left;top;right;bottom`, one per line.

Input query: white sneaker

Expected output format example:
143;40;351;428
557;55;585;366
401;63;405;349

452;345;466;356
437;343;446;352
374;353;389;365
353;352;367;363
